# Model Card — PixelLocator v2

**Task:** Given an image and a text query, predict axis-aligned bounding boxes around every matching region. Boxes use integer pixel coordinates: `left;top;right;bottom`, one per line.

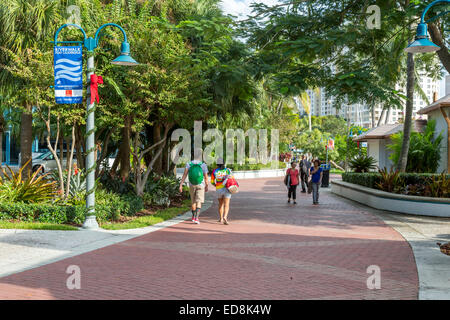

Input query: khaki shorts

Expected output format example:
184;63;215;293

189;185;205;204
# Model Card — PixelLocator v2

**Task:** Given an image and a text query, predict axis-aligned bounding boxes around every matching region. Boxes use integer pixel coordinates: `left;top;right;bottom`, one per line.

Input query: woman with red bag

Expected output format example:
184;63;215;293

211;158;234;225
285;161;300;204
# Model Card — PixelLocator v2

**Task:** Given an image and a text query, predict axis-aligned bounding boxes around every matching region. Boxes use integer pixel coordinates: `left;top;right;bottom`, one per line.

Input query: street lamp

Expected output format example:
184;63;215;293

405;0;449;53
54;23;138;229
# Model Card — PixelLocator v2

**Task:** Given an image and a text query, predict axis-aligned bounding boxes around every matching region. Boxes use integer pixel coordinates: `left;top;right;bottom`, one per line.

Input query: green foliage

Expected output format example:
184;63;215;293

96;189;144;220
144;174;181;207
99;172;135;195
387;120;443;173
0;163;57;203
342;172;380;189
342;171;450;198
426;173;450;198
375;168;403;193
51;168;87;205
0;189;144;224
349;154;377;173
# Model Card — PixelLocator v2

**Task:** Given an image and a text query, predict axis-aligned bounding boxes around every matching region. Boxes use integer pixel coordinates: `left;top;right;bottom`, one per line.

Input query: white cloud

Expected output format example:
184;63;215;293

220;0;280;20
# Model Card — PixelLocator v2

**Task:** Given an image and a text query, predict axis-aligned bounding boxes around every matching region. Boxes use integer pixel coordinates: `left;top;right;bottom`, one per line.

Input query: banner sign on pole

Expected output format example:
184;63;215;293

54;46;83;104
327;138;335;150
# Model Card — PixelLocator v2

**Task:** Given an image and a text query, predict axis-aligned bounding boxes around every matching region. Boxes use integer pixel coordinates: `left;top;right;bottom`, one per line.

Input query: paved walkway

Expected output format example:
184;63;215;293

0;177;428;299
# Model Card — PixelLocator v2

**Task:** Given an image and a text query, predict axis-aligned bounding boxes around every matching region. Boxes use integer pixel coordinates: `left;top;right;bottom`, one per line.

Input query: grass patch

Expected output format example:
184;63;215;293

100;199;191;230
330;169;344;174
0;220;79;230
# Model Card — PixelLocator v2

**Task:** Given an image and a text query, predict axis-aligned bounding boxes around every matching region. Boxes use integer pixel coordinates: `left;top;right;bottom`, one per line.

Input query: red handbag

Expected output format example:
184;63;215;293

225;176;239;194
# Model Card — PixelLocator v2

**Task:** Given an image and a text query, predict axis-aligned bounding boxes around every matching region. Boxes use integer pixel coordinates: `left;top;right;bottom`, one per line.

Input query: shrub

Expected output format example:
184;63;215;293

0;190;145;225
375;168;403;193
349;154;377;173
342;171;450;198
98;171;134;195
387;119;443;173
0;163;57;203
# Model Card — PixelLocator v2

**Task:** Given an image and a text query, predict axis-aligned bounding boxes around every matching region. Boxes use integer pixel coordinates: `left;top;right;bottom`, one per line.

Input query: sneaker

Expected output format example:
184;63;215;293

287;199;291;203
192;215;195;222
194;218;200;224
301;190;306;193
294;201;297;204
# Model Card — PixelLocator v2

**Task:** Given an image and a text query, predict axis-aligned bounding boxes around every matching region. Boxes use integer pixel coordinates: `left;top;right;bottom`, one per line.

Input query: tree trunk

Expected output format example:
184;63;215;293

397;53;415;172
377;108;386;127
344;105;351;171
59;129;64;162
119;114;132;180
428;22;450;74
65;126;76;199
371;106;376;128
153;124;163;175
75;124;85;170
162;139;169;174
385;107;391;124
20;105;33;178
110;146;121;175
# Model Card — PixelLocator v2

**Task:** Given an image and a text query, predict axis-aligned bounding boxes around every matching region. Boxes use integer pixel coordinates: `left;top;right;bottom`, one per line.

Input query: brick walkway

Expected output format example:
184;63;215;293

0;178;418;299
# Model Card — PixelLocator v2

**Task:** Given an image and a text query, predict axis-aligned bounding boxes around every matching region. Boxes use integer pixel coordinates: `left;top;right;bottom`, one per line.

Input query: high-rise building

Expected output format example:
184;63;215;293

301;73;440;128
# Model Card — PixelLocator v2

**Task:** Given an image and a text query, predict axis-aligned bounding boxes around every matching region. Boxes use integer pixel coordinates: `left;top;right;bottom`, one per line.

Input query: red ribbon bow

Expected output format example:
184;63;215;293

90;74;103;104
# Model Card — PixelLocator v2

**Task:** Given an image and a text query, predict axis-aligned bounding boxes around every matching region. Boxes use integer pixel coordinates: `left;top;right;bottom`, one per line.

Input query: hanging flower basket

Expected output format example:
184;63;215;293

437;243;450;256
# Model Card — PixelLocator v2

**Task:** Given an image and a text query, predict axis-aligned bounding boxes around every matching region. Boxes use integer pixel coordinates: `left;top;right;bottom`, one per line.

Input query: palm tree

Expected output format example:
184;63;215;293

0;0;58;178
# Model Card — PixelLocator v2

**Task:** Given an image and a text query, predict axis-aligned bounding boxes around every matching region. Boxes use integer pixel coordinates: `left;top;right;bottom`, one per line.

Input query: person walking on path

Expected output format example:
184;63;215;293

299;155;311;193
211;158;233;225
310;159;323;205
179;157;209;224
285;161;300;204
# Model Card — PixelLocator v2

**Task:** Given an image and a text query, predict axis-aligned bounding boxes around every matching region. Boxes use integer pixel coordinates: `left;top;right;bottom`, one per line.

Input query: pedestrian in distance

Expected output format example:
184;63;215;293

179;153;209;224
211;158;233;225
310;159;323;205
285;161;300;204
299;155;311;193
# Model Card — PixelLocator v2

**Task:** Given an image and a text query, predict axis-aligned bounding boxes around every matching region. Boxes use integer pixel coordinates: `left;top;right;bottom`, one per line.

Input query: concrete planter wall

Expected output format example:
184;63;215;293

331;180;450;217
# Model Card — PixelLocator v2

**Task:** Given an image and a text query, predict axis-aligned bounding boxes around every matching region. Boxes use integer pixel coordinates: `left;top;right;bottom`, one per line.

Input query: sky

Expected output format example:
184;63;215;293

219;0;280;20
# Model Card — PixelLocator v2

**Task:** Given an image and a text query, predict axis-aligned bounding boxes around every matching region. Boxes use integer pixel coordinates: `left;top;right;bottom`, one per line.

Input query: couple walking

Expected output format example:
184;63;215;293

179;157;233;225
285;155;323;205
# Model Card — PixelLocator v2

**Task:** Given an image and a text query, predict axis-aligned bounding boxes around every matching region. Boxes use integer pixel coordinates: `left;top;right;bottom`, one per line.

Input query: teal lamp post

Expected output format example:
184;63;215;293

405;0;450;53
54;23;138;229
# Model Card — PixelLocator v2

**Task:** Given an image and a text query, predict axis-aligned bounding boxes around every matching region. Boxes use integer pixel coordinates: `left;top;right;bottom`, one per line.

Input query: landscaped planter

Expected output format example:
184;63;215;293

331;180;450;217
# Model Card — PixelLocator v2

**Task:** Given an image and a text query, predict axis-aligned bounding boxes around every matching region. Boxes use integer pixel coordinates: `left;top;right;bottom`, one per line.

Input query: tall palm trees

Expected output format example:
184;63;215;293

0;0;58;177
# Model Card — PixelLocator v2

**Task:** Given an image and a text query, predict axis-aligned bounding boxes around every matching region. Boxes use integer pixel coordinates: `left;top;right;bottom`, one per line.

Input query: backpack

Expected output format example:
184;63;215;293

302;161;308;174
188;162;204;185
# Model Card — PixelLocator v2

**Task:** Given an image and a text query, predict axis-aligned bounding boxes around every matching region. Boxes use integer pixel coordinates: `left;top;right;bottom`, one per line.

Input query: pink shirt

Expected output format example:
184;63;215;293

287;168;299;186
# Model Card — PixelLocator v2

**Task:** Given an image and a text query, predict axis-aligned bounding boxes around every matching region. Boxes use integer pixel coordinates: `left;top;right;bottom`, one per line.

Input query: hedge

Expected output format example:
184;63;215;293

0;192;144;225
342;172;450;189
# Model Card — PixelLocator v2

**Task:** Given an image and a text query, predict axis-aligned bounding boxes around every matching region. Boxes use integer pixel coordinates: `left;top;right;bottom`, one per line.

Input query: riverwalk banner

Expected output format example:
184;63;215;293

54;46;83;104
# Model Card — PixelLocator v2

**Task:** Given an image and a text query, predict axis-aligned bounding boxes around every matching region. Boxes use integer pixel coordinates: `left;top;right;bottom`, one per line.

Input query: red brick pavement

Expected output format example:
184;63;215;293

0;178;418;300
